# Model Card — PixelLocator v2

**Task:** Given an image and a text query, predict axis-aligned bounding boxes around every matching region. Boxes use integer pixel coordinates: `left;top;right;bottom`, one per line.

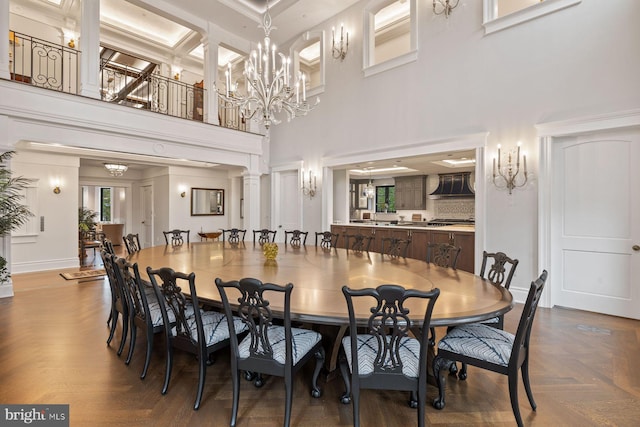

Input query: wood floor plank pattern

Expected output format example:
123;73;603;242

3;268;640;426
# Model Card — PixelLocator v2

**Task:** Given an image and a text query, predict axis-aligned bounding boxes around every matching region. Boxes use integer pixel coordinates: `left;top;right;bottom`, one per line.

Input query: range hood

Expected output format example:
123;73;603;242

429;172;475;199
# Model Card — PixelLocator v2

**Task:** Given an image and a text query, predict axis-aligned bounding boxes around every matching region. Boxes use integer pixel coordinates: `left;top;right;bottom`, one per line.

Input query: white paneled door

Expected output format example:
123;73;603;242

551;130;640;319
141;185;153;248
272;169;302;240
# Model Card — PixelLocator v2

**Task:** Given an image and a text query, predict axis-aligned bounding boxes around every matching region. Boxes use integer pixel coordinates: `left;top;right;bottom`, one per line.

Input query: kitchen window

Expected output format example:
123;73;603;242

375;185;395;213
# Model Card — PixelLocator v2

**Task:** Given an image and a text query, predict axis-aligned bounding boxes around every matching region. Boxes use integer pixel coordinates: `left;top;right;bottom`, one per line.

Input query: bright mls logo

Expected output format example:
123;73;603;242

1;405;69;426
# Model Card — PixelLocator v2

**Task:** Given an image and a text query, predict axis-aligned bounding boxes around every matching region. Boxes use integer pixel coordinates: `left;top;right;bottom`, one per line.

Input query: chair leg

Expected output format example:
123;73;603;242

162;346;173;395
230;368;240;427
106;310;118;345
508;371;524;427
432;355;450;410
522;359;537;410
352;383;360;427
458;362;468;380
310;347;324;398
141;333;153;379
338;352;351;404
193;350;206;410
284;372;293;427
125;321;137;365
117;314;128;356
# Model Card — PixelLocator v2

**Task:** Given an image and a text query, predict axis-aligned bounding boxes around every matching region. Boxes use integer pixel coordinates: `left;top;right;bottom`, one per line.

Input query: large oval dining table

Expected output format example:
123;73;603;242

128;241;513;376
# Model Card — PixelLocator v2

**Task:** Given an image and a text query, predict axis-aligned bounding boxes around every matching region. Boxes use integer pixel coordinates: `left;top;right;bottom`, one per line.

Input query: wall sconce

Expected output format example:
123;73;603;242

331;24;349;60
51;178;61;194
179;185;187;198
53;185;61;194
492;142;528;195
302;170;317;198
433;0;459;18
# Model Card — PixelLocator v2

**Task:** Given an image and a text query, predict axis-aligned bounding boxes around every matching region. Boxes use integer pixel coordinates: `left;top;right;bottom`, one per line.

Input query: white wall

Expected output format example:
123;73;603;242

11;151;79;272
270;1;640;295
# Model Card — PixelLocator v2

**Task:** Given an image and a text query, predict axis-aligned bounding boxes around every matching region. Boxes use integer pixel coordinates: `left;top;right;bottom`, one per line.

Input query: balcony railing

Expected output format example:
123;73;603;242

100;59;205;121
7;30;251;131
9;31;80;94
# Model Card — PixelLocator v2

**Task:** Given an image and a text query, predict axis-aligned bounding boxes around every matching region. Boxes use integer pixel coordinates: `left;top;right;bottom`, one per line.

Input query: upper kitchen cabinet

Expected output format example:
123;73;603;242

395;175;427;210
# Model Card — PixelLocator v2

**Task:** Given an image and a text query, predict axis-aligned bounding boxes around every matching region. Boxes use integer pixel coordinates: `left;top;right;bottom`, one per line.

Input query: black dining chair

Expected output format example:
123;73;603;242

221;228;247;244
432;270;548;427
123;233;142;255
380;236;411;258
479;250;519;329
147;267;247;410
115;258;163;379
344;233;373;253
101;250;129;357
162;229;190;245
253;228;277;244
315;231;339;248
426;242;461;268
215;277;325;427
284;229;308;247
339;284;440;427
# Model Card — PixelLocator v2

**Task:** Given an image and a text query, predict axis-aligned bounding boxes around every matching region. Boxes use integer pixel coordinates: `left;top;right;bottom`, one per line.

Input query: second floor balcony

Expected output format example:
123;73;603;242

7;30;248;132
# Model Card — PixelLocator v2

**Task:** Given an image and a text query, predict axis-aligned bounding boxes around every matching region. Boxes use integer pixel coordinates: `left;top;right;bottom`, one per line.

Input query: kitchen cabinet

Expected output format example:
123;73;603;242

331;225;376;249
394;175;426;210
408;229;431;262
430;230;475;273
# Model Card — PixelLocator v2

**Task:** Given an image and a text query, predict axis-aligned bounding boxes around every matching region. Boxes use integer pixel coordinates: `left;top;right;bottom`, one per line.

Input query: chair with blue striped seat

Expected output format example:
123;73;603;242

339;284;440;427
215;277;325;427
147;267;248;410
432;270;548;427
115;258;164;379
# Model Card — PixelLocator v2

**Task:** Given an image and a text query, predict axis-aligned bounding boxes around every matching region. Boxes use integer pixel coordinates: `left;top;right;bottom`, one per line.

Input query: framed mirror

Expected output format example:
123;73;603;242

191;188;224;216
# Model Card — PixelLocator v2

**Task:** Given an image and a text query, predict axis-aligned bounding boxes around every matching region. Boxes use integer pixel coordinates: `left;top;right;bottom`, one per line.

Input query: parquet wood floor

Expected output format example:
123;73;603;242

3;259;640;426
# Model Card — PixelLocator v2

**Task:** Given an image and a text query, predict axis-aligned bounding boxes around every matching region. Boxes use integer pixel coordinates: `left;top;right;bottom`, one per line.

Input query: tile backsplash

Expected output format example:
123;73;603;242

434;198;475;219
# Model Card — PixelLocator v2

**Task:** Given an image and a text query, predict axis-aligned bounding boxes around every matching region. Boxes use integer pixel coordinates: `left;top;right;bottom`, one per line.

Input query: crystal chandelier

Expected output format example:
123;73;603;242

216;1;319;129
104;163;128;177
364;171;375;199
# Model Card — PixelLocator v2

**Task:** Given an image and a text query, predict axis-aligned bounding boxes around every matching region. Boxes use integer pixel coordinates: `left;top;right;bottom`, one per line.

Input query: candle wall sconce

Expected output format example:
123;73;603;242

302;170;317;198
492;142;528;194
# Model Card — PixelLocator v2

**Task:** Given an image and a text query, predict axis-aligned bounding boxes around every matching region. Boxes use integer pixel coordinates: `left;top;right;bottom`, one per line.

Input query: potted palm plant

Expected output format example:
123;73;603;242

0;151;33;285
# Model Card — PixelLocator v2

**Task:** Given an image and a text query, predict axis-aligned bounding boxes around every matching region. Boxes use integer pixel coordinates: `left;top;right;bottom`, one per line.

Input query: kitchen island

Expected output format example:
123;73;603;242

331;222;475;273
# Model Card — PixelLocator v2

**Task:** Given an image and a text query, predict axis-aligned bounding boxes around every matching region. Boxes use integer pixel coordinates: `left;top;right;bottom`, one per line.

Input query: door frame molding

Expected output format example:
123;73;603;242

536;108;640;308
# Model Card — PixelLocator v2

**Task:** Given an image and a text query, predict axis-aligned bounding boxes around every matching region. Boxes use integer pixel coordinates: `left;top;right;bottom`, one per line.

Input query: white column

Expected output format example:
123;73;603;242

0;1;10;80
242;155;262;236
79;0;101;99
0;116;13;298
202;27;220;126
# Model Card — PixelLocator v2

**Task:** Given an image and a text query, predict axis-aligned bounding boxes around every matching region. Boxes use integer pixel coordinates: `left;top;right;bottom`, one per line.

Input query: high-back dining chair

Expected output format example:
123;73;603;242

344;233;373;253
147;267;247;410
221;228;247;244
315;231;339;248
380;236;411;258
215;277;325;427
432;270;548;427
123;233;142;255
426;242;461;269
101;250;129;357
479;250;519;329
115;258;163;379
284;229;308;247
163;229;190;245
339;284;440;427
253;228;277;244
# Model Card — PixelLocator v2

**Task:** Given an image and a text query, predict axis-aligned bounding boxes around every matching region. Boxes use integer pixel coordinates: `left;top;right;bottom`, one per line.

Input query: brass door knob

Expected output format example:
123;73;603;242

633;245;640;251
